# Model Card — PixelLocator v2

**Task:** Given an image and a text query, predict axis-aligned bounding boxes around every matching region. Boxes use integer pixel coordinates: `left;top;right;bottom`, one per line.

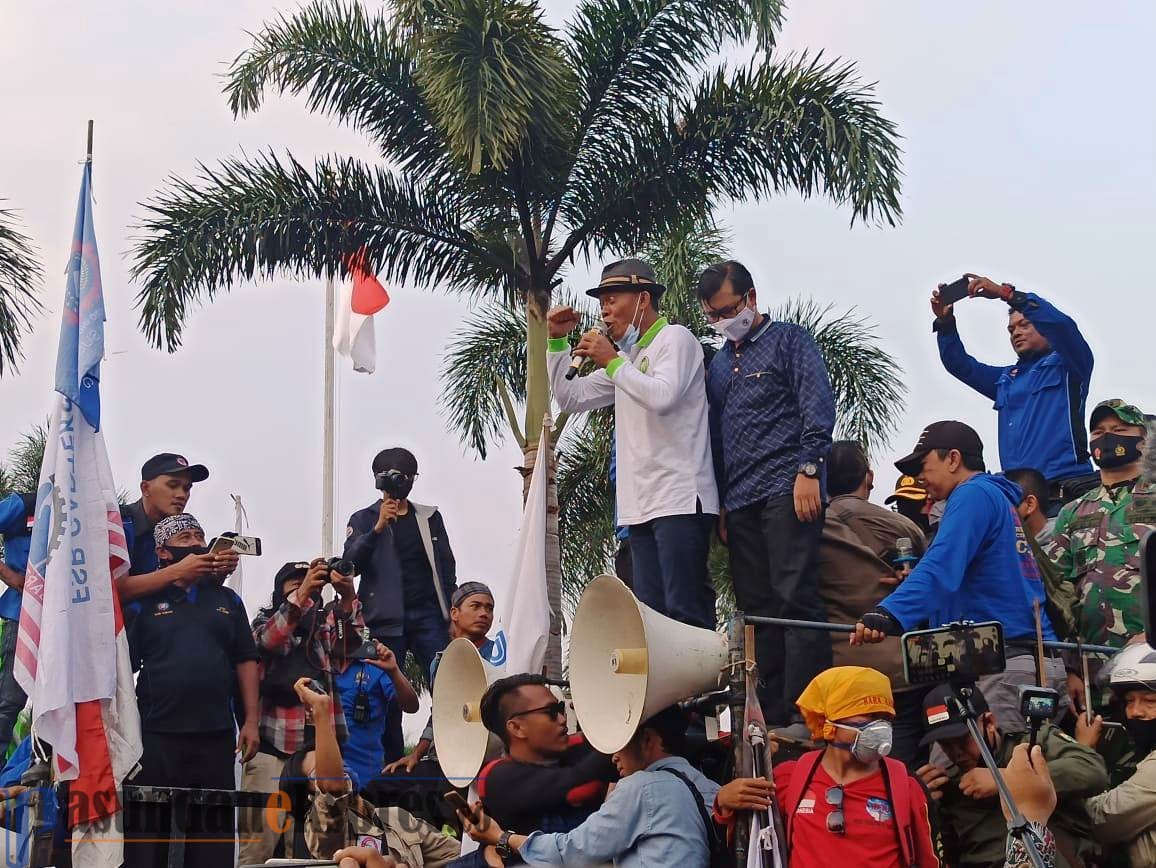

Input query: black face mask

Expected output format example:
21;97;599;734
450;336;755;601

1091;433;1144;469
1126;718;1156;756
163;543;209;564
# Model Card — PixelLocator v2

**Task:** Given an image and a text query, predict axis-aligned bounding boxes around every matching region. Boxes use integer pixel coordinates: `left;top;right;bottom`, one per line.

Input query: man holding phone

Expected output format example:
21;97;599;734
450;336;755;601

931;274;1096;514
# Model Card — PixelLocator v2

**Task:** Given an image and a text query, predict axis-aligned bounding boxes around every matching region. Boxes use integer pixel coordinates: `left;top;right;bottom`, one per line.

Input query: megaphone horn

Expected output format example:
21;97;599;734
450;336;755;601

432;638;505;785
569;574;729;754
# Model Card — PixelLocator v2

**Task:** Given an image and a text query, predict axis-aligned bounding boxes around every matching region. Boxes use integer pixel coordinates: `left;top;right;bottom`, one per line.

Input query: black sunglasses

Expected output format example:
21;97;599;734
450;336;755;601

509;700;567;721
826;785;845;835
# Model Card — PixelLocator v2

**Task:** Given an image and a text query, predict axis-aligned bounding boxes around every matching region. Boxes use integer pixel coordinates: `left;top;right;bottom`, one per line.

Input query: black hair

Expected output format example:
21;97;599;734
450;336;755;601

827;441;869;497
372;447;418;476
635;705;688;756
480;673;550;748
1004;468;1048;507
933;448;986;473
696;260;754;303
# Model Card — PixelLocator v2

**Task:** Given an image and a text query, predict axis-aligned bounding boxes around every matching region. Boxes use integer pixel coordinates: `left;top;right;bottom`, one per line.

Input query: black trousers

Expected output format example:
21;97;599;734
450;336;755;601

726;494;831;725
124;729;236;868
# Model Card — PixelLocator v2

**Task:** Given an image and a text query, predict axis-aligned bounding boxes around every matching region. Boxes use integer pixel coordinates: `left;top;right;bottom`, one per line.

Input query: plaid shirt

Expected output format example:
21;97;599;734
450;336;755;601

252;593;365;755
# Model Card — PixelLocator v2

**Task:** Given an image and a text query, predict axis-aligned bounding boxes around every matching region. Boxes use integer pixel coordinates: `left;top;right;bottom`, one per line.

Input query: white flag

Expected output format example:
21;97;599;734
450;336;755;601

486;421;553;675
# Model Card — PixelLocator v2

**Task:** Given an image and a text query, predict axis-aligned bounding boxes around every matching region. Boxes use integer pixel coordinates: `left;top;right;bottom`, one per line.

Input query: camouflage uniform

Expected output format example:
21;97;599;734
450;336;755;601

1045;401;1156;648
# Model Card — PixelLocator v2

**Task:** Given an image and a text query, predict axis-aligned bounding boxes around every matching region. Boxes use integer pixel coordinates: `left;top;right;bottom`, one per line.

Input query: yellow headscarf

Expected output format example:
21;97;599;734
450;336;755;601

796;666;895;742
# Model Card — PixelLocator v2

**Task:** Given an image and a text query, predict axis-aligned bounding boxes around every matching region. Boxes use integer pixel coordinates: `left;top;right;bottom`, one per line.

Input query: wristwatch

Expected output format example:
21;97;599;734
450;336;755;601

496;830;515;860
798;462;819;479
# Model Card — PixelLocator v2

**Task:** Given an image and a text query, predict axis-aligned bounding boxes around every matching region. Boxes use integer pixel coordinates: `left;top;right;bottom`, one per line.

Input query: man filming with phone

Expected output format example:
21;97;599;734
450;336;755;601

345;447;459;764
238;558;368;864
931;274;1096;515
123;513;261;868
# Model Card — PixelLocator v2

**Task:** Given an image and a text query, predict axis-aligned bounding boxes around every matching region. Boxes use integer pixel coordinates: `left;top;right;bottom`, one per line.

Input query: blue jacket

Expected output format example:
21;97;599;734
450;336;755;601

880;473;1056;641
937;292;1093;482
343;501;456;638
0;493;33;621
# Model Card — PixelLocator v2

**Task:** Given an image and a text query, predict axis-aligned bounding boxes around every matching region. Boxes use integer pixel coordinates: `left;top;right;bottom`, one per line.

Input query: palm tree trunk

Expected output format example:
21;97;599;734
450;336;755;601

523;290;562;678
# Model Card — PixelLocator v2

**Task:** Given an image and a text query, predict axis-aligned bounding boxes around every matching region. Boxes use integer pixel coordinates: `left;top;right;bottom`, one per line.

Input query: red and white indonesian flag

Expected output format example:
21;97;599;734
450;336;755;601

16;159;143;868
332;249;390;374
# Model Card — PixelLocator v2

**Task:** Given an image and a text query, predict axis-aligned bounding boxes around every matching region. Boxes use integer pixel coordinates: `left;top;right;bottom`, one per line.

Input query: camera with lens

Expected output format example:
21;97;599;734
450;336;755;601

374;468;413;499
324;557;355;581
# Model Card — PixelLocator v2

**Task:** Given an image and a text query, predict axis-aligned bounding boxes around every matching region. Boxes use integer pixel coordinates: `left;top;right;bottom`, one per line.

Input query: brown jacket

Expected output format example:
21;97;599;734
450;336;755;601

818;494;926;687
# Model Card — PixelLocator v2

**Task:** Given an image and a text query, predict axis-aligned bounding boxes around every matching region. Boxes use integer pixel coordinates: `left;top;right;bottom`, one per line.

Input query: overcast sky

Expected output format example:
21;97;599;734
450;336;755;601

3;1;1154;632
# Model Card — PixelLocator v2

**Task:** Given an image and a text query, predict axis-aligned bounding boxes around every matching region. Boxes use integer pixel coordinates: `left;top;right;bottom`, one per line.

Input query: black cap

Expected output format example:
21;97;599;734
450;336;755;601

585;258;667;300
895;421;984;478
918;683;990;746
141;453;209;483
275;561;311;586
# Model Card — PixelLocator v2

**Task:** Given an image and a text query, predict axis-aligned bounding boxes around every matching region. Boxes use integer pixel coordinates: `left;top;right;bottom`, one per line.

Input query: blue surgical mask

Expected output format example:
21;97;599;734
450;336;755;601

615;295;645;355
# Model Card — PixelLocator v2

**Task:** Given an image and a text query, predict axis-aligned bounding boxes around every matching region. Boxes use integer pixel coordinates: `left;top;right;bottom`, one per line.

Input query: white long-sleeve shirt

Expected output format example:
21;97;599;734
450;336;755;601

548;318;718;526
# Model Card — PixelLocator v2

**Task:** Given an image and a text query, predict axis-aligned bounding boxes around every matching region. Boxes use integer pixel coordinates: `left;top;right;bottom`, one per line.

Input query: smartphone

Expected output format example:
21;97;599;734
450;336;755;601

938;276;971;306
444;790;479;824
206;536;236;554
901;621;1006;686
227;534;262;557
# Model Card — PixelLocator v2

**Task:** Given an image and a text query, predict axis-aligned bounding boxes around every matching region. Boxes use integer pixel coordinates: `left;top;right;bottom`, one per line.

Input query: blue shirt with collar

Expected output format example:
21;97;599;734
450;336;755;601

335;660;397;791
0;493;33;621
936;290;1094;482
706;316;836;511
517;754;720;867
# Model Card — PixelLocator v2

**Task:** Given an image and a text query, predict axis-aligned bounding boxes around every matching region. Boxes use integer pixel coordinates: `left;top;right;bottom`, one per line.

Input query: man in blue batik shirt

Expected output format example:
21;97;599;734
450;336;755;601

932;273;1097;514
699;260;836;729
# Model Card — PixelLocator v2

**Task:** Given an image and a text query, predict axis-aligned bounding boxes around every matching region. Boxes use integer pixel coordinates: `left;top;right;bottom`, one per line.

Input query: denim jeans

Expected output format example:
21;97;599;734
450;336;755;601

628;510;716;629
376;605;450;762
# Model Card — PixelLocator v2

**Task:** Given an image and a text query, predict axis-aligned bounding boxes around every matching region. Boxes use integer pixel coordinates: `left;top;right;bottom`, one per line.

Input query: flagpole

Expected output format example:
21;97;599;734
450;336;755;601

322;277;336;557
86;119;93;162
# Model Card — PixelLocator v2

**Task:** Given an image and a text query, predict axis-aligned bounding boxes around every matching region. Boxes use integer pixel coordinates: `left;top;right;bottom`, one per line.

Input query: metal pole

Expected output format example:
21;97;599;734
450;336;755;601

322;277;336;558
86;119;93;162
739;615;1120;656
728;615;748;865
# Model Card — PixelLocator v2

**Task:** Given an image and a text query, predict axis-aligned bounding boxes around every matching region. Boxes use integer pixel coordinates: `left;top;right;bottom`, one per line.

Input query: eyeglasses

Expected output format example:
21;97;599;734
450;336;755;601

700;293;750;322
508;700;567;721
826;785;845;835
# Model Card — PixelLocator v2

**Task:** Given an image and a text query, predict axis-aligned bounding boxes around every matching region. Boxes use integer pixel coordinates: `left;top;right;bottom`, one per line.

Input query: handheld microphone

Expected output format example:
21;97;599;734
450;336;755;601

564;324;610;380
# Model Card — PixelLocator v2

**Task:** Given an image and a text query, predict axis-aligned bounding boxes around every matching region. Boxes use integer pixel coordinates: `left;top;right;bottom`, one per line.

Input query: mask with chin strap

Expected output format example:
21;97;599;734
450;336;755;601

615;294;645;354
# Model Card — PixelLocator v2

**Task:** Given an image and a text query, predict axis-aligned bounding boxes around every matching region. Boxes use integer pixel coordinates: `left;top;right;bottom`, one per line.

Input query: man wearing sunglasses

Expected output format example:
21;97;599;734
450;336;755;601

470;674;617;859
770;667;943;867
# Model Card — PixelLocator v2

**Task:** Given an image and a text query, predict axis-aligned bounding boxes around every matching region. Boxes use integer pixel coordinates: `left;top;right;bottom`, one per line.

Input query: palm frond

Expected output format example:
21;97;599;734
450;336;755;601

3;423;47;495
640;213;730;337
771;297;906;454
225;0;452;181
439;302;528;458
556;409;616;610
556;53;903;266
0;204;44;376
415;0;577;174
130;152;516;350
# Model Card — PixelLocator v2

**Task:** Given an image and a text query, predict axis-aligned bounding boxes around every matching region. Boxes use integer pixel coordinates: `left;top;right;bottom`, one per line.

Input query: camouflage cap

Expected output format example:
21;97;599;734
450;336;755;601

1090;399;1147;429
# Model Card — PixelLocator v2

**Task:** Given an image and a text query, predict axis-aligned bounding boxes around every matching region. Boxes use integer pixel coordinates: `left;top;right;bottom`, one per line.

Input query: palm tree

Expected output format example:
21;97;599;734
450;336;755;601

442;217;906;609
0;203;43;377
129;0;903;674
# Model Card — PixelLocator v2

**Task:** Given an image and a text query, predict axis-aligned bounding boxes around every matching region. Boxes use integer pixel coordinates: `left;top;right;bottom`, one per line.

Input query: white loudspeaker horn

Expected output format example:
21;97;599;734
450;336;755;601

569;574;729;754
432;637;505;785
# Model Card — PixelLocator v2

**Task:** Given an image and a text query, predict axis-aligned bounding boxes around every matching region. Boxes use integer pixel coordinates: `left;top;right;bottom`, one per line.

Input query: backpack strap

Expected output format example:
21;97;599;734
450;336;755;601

880;757;915;868
659;767;722;866
782;750;825;853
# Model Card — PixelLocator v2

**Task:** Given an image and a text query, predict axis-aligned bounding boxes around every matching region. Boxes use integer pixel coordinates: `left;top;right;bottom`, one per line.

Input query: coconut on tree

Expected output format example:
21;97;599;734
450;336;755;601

130;0;903;675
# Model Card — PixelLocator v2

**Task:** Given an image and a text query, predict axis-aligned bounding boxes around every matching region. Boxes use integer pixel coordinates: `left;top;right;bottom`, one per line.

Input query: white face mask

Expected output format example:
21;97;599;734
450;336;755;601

833;720;894;762
709;296;757;342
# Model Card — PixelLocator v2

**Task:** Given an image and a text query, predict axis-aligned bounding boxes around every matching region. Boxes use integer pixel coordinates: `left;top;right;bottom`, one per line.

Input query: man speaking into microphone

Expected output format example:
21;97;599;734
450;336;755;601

548;259;718;629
